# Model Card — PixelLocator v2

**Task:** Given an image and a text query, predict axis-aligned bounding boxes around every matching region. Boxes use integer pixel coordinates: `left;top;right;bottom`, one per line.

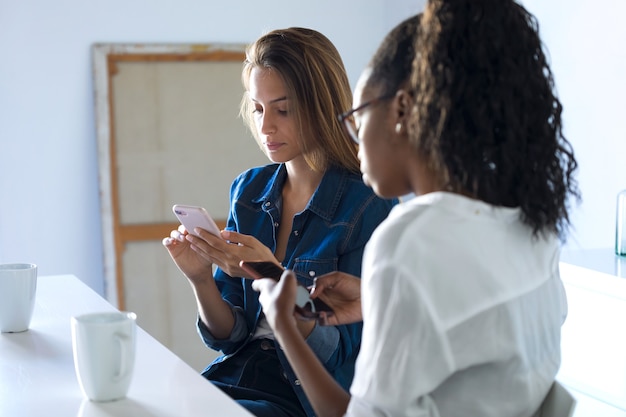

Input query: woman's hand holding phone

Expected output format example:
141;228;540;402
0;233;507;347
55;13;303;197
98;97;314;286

166;204;281;280
162;222;214;284
310;271;362;326
161;205;223;283
252;270;301;332
243;261;334;321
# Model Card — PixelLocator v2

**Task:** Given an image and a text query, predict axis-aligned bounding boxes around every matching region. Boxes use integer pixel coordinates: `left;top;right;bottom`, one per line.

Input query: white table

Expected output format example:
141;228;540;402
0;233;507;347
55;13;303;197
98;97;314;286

560;247;626;278
558;262;626;417
0;274;253;417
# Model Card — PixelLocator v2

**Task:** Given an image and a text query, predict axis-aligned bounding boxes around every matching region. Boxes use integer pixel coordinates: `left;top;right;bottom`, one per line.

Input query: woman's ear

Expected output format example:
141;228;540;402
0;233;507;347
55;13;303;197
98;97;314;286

391;89;413;137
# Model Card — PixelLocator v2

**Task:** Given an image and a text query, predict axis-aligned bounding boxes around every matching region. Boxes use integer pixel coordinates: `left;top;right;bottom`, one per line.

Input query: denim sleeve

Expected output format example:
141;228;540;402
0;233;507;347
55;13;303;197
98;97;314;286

196;302;249;352
193;172;256;353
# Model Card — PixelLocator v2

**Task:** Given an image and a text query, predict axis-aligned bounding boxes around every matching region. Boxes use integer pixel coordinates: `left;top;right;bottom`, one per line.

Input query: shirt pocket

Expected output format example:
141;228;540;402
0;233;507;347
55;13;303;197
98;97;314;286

291;258;338;287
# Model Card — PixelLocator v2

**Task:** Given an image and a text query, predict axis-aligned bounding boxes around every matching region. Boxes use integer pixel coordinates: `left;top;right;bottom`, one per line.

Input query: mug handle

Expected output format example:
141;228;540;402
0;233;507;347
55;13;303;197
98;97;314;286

113;333;131;381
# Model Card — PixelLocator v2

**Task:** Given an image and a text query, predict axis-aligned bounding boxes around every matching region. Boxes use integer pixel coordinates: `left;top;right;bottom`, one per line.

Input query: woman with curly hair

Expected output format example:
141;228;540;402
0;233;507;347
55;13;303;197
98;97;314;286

252;1;581;416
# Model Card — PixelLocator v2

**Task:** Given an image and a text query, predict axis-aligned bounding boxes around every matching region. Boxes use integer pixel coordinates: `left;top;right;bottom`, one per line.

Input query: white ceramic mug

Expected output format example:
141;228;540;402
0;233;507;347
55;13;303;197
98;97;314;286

71;311;137;402
0;263;37;333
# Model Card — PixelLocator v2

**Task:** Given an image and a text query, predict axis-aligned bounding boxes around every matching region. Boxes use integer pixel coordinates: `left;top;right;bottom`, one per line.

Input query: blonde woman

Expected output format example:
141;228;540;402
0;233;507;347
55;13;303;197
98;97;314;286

163;27;396;417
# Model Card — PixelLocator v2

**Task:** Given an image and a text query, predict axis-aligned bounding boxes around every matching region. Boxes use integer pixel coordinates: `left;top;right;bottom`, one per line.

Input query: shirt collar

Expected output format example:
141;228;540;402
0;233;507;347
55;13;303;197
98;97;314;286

251;164;351;222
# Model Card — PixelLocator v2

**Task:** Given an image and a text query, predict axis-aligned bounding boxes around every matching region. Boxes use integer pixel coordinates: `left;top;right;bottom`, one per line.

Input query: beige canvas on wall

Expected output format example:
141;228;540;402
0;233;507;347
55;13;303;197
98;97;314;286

93;43;269;370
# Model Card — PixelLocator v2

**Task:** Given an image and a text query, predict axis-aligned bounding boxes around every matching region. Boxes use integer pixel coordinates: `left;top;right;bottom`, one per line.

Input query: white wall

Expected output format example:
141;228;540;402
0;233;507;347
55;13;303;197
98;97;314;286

520;0;626;251
0;0;423;294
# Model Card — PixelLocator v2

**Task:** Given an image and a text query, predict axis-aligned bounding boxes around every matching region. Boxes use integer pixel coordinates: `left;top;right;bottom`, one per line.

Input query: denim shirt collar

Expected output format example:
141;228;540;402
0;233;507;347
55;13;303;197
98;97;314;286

250;164;350;222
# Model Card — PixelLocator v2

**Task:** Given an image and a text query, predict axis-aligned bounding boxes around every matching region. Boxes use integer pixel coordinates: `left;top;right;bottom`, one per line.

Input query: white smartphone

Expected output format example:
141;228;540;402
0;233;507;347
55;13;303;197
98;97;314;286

172;204;221;238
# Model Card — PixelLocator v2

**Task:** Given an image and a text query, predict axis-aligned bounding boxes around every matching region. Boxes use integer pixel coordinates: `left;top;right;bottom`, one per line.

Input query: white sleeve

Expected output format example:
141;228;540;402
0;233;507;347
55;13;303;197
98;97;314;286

345;263;453;417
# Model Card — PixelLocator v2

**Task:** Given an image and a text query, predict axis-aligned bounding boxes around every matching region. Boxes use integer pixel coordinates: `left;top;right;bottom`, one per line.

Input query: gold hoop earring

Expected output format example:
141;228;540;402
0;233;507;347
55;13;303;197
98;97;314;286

395;123;402;134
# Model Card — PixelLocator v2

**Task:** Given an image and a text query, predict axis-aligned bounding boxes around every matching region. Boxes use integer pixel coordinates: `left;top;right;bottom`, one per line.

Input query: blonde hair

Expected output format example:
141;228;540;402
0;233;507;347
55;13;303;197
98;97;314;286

240;27;359;173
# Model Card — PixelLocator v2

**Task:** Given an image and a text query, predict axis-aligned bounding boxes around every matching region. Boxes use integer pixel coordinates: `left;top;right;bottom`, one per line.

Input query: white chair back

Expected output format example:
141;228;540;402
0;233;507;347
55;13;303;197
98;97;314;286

538;380;576;417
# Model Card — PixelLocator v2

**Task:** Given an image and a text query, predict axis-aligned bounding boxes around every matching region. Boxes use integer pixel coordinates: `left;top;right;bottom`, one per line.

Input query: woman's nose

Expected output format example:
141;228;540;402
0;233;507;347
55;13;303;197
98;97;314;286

259;113;276;135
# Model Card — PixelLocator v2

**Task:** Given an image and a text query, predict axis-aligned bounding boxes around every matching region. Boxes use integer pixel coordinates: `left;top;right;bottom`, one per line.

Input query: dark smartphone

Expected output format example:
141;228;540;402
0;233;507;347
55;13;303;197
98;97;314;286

239;260;334;319
239;260;284;281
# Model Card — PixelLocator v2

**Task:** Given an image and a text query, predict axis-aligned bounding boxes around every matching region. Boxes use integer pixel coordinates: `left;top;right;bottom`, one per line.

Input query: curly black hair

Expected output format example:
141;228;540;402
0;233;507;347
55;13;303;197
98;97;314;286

367;14;421;96
411;0;580;241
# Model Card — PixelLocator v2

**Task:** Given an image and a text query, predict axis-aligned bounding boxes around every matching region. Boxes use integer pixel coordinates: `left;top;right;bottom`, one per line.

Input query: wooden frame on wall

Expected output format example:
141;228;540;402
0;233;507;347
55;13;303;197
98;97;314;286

92;43;261;309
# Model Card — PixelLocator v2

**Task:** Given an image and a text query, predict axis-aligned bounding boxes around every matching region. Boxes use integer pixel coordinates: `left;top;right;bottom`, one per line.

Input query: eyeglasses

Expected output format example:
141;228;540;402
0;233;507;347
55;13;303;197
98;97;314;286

338;93;395;144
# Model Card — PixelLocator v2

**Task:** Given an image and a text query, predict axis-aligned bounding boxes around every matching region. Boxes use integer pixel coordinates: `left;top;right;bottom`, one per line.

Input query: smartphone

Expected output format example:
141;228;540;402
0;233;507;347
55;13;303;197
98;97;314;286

239;260;334;319
172;204;221;238
239;260;284;281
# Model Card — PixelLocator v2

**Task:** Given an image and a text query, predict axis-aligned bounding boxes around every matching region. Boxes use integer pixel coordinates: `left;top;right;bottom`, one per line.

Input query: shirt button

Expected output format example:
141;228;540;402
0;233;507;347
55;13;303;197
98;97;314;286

308;270;316;277
260;340;271;350
294;379;301;386
274;222;279;227
293;230;299;236
264;201;271;207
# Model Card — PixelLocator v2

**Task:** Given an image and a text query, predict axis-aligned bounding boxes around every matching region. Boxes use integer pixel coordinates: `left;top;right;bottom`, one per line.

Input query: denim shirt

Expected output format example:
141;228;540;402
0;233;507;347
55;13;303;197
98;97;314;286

198;163;397;417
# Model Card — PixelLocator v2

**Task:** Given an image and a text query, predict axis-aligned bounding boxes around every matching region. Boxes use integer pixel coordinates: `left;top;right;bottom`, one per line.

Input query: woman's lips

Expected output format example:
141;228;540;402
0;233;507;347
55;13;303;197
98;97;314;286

264;142;284;151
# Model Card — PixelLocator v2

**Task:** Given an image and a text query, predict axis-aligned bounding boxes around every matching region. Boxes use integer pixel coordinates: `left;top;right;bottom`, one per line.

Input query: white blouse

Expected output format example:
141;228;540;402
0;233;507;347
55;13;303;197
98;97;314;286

347;192;567;417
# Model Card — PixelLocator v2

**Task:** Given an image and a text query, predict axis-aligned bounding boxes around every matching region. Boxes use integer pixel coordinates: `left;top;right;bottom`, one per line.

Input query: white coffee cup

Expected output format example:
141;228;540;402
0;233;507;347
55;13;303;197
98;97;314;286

0;263;37;333
71;311;137;402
